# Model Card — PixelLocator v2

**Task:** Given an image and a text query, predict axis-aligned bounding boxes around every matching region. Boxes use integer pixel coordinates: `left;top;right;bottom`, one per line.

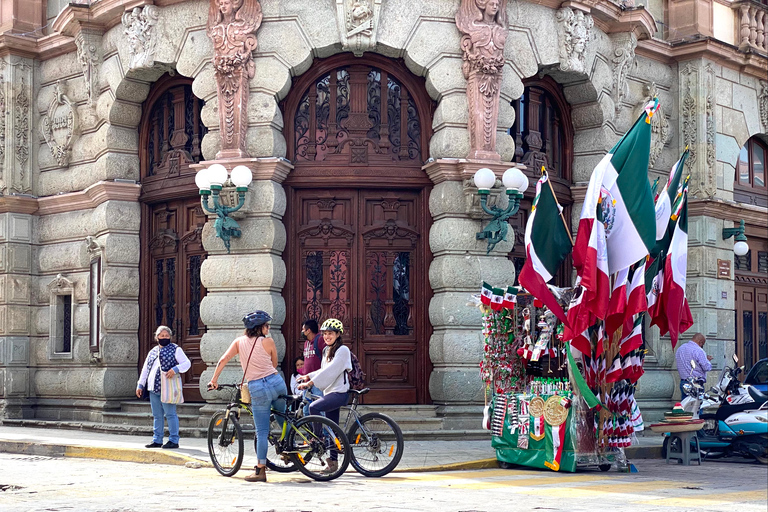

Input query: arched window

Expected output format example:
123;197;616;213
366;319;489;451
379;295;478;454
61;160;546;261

735;135;768;207
509;77;574;287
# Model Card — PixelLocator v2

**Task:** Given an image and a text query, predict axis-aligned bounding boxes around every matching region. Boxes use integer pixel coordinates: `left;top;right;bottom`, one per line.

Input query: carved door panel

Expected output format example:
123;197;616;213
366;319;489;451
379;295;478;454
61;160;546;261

143;198;207;402
291;189;426;404
357;191;421;404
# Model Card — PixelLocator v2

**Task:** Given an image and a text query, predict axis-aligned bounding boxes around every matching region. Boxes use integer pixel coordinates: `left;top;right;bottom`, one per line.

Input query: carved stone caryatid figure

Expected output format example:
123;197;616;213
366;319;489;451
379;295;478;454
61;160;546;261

122;5;160;70
336;0;382;57
41;80;78;168
207;0;263;159
556;7;593;74
455;0;508;161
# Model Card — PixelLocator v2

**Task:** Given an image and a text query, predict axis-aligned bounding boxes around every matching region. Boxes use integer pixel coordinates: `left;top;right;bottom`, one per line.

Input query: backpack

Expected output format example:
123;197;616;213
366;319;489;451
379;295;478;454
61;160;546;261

345;351;366;391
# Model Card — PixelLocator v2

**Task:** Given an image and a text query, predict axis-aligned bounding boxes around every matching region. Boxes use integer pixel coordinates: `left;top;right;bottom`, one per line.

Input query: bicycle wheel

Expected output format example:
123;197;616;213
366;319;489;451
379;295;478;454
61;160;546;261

207;411;244;477
265;415;297;473
347;412;404;477
288;415;350;481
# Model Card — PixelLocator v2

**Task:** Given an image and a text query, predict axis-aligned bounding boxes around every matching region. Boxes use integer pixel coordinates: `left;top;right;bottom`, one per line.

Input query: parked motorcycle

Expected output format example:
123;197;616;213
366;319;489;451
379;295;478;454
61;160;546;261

665;355;768;464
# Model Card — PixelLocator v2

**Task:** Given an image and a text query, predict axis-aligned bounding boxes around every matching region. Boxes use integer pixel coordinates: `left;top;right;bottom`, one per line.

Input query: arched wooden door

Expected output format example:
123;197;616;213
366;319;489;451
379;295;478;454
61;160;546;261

139;75;208;402
282;54;435;404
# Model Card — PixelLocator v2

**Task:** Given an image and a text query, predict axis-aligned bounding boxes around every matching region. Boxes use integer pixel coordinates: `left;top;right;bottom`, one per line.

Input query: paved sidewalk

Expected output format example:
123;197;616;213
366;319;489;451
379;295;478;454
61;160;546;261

0;424;663;471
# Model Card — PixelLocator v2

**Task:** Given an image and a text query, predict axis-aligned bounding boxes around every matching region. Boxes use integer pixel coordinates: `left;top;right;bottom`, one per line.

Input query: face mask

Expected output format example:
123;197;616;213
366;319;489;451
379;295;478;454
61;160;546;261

158;338;171;347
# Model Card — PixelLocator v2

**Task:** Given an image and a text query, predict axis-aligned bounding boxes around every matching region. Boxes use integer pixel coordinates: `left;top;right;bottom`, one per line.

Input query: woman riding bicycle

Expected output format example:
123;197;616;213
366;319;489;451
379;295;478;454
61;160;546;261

207;310;287;483
296;318;352;474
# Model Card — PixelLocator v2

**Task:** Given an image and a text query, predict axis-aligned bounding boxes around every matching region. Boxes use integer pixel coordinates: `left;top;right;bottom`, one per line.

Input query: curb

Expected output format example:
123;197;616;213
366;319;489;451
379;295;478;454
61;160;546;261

0;440;212;468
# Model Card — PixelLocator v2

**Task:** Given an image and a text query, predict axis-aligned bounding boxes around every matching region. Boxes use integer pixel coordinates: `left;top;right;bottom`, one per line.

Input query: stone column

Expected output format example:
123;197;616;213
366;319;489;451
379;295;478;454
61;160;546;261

0;198;36;419
196;158;292;414
423;159;518;430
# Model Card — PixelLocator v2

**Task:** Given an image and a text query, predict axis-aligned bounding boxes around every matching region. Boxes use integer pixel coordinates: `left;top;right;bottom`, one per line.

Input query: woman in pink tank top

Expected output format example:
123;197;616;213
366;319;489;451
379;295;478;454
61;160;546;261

207;310;287;483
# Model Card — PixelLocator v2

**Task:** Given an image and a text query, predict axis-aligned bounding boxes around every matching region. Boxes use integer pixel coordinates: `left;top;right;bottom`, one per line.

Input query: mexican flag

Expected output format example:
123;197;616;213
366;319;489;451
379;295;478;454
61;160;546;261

653;149;689;253
625;261;647;322
619;313;644;355
490;287;504;311
480;282;493;306
662;186;693;347
605;267;629;337
567;103;657;341
502;286;518;309
519;171;572;325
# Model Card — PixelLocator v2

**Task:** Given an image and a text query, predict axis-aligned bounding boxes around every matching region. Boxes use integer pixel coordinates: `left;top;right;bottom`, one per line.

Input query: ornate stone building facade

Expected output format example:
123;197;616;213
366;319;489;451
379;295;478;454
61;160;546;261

0;0;765;430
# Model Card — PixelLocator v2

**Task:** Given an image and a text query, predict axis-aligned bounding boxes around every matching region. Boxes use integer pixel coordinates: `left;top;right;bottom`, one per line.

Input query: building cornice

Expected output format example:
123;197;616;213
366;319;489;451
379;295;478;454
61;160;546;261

637;36;768;80
0;195;39;215
689;198;768;234
36;181;141;216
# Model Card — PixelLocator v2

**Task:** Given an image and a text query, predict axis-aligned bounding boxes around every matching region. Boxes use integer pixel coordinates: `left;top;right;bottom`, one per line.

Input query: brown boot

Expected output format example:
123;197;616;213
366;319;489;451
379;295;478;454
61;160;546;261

322;460;339;474
244;466;267;482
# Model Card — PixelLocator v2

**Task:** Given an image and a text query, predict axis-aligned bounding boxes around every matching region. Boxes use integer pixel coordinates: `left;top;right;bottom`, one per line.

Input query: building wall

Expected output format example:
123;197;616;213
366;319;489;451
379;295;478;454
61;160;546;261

0;0;765;426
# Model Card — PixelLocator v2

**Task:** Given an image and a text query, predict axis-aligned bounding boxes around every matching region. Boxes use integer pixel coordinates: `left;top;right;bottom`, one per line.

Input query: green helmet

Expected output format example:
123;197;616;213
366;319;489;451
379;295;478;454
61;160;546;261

320;318;344;334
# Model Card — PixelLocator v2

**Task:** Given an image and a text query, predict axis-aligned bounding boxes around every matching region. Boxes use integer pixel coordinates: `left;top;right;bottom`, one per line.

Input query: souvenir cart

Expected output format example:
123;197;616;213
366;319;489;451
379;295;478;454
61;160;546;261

479;285;644;472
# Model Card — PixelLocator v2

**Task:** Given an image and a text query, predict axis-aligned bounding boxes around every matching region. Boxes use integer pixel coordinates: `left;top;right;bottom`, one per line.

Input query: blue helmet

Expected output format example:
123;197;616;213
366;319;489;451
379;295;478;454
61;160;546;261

243;310;272;329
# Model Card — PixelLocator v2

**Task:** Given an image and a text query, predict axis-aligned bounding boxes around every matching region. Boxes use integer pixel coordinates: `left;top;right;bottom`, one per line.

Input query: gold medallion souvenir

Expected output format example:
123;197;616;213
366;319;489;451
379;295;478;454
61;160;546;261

529;396;546;418
544;396;568;426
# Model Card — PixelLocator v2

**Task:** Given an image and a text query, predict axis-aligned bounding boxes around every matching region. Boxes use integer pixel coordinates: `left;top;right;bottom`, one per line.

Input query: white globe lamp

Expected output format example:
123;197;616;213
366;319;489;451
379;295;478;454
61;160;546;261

230;165;253;189
207;164;229;187
473;167;496;192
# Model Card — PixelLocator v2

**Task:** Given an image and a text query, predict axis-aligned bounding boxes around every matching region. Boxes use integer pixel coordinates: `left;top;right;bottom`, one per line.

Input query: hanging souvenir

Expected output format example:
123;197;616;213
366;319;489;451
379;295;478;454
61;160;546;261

491;395;507;437
529;396;546;441
543;395;570;471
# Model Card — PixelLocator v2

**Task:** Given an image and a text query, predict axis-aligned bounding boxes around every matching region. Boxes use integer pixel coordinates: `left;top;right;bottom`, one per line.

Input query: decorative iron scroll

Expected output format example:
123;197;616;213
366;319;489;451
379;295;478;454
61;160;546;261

188;254;203;336
167;258;176;329
329;250;349;320
393;251;411;336
293;66;421;164
155;259;164;326
305;251;324;321
368;251;387;335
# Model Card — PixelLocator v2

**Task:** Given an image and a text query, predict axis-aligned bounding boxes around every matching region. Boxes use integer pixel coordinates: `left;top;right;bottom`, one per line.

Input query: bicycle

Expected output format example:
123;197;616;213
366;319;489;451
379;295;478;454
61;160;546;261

304;387;404;477
206;383;351;481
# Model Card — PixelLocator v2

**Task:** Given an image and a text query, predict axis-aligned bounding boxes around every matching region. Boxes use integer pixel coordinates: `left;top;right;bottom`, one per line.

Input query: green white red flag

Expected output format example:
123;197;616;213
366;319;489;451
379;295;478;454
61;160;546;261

480;282;493;306
490;287;504;311
502;286;518;309
661;184;693;347
566;103;658;342
519;170;572;325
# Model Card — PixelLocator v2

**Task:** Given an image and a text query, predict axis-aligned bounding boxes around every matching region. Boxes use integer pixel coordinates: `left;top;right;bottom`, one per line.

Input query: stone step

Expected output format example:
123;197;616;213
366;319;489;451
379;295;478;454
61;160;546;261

1;418;491;441
119;401;204;415
102;411;202;428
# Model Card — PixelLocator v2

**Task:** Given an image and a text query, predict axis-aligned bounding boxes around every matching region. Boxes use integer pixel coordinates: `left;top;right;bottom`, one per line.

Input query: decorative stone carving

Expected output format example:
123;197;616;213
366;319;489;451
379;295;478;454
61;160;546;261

75;30;101;107
760;80;768;131
455;0;508;161
637;82;670;167
1;57;33;195
335;0;382;57
681;62;697;168
85;235;103;261
41;81;78;168
556;7;593;74
612;35;636;115
207;0;263;159
47;273;74;292
680;61;716;199
122;5;160;70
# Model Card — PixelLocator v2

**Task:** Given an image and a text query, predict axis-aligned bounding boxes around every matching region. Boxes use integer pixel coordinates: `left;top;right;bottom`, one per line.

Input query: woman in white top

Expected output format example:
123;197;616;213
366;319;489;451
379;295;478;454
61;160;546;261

136;326;191;449
290;356;305;395
296;318;351;474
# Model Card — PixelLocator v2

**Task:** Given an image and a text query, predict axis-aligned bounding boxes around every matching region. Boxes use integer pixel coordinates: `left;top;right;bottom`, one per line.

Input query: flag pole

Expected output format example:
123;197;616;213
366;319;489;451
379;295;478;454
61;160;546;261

542;166;575;246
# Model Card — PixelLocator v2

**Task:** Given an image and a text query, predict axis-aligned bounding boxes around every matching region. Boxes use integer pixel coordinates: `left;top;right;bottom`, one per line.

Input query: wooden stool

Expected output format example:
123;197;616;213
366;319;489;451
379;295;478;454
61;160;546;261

665;431;702;466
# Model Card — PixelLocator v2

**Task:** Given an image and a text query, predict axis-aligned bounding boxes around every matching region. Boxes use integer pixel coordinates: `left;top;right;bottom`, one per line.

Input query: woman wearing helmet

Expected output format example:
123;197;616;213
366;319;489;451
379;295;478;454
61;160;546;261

207;310;287;483
296;318;352;474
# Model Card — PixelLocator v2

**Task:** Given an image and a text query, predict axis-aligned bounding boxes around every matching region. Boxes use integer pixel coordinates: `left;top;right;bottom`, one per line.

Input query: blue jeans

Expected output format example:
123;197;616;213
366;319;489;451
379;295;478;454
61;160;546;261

302;385;324;417
248;373;287;465
308;391;349;461
149;391;179;444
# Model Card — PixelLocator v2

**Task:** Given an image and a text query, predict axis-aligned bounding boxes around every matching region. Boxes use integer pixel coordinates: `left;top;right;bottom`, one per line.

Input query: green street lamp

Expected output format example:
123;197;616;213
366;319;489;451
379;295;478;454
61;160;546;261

195;163;253;253
722;219;749;257
473;166;529;254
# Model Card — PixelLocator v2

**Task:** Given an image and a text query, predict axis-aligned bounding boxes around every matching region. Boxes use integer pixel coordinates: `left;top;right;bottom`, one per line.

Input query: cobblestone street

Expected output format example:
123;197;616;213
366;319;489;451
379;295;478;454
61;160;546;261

1;453;766;512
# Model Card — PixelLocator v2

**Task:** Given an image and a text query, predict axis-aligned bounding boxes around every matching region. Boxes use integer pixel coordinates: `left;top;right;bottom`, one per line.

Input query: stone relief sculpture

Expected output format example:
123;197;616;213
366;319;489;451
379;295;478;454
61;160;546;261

207;0;263;159
556;7;593;74
760;81;768;131
41;81;78;168
75;30;100;107
335;0;382;57
122;5;160;70
455;0;508;161
680;62;716;198
681;62;697;168
612;36;636;115
637;82;670;167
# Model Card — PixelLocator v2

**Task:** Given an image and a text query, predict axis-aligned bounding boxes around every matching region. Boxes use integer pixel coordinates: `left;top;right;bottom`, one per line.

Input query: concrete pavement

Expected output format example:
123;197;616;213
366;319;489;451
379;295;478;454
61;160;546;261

0;424;662;472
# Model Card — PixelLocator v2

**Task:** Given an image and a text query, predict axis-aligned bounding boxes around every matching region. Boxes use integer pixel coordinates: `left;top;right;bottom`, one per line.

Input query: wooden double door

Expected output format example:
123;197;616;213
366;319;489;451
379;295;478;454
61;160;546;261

287;188;430;404
140;198;208;402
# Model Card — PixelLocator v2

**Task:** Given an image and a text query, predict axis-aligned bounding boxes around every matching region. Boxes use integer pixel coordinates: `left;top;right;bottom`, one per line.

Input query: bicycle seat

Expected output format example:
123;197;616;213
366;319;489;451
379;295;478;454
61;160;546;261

348;388;370;396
